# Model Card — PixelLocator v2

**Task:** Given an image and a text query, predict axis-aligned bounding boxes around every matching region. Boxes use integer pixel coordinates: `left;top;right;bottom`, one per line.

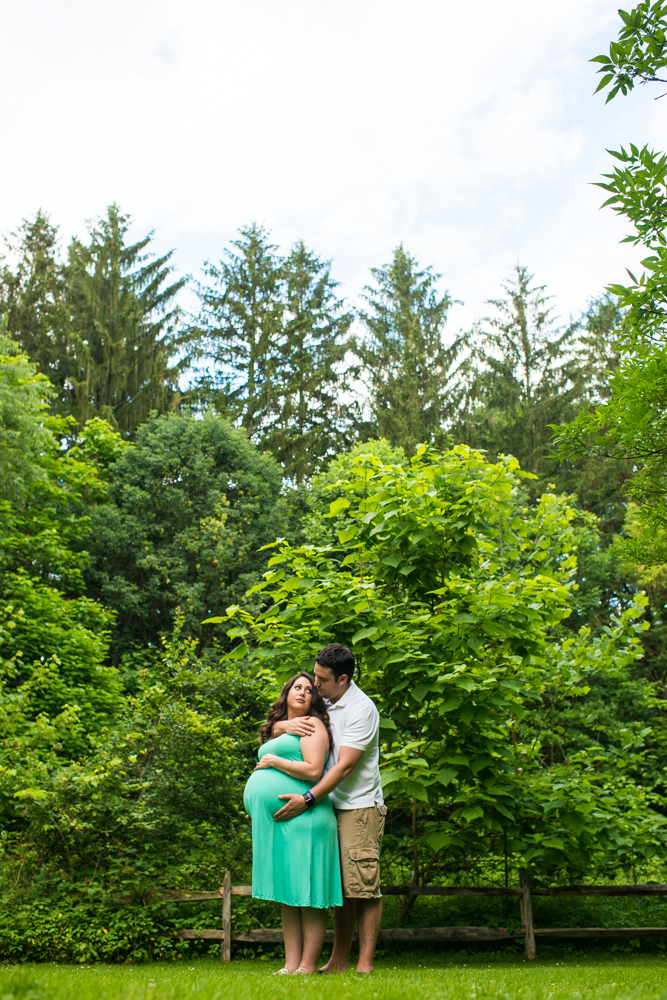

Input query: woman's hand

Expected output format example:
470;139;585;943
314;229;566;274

254;754;280;771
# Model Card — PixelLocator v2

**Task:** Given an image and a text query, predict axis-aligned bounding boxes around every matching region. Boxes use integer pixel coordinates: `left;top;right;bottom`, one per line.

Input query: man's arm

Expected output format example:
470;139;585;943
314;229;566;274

272;717;317;738
273;745;363;822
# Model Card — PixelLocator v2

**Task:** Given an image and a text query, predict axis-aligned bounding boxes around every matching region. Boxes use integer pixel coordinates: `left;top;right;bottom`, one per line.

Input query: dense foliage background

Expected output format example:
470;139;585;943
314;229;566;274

4;1;667;962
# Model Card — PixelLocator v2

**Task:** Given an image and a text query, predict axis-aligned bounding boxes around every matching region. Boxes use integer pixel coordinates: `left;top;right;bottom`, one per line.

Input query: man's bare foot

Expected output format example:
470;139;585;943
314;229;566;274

317;962;348;974
356;965;373;974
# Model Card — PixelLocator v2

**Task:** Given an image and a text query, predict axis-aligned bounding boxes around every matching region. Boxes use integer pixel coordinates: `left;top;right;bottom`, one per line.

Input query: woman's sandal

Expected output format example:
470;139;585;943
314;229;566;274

293;968;311;974
272;968;291;976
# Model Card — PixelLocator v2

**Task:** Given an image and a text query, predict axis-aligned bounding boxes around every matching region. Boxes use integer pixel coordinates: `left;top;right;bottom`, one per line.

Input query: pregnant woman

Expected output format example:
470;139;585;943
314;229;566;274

243;672;343;974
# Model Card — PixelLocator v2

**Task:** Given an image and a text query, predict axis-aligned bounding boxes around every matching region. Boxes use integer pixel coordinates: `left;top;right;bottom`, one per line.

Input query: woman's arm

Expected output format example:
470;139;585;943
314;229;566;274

254;719;328;781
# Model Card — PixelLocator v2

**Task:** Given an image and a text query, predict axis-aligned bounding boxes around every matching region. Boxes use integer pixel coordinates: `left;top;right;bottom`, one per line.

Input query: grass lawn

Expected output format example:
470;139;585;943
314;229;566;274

3;955;667;999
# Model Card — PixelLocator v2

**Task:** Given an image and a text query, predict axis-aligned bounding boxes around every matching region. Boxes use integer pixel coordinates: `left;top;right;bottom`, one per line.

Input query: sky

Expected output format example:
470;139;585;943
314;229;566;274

2;0;665;334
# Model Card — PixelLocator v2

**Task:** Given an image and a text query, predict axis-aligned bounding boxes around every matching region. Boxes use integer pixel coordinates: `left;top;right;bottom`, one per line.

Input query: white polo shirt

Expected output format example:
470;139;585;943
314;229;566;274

324;680;384;810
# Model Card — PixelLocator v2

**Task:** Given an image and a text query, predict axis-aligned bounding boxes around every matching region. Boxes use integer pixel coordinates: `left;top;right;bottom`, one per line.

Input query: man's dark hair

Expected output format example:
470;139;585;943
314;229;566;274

315;643;355;683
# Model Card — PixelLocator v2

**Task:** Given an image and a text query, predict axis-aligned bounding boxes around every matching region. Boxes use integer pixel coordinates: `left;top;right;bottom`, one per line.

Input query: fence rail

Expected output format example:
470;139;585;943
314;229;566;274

115;871;667;962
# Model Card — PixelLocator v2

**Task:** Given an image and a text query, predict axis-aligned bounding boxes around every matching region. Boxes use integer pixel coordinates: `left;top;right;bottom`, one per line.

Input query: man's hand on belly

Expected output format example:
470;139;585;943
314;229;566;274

274;793;307;822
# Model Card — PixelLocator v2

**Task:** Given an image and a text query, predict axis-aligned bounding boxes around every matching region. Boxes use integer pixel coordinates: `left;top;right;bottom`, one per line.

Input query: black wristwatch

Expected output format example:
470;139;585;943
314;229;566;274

303;791;316;808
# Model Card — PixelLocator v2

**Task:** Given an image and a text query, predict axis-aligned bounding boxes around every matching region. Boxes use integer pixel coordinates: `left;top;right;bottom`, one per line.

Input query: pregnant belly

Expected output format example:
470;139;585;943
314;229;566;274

243;768;309;815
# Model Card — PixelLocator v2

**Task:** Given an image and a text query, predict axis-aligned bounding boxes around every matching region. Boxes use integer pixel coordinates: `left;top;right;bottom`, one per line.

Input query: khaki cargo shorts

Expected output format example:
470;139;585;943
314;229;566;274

335;804;387;899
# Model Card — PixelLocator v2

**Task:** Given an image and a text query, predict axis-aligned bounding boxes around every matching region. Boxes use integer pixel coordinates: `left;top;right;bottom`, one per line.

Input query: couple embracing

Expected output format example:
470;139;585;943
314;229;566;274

243;643;386;975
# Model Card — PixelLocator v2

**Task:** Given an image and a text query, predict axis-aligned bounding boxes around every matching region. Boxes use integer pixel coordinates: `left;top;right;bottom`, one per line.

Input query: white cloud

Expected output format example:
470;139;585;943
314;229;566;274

0;0;662;332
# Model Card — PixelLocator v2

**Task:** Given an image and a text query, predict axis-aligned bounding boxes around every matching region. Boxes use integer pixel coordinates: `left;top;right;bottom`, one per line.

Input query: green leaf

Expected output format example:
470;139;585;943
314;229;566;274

225;642;248;659
380;769;400;788
459;703;475;725
380;554;402;567
458;805;484;824
328;497;350;517
411;683;430;703
594;73;616;93
352;626;379;644
403;778;430;802
338;525;358;544
426;832;451;853
444;753;470;767
439;694;461;713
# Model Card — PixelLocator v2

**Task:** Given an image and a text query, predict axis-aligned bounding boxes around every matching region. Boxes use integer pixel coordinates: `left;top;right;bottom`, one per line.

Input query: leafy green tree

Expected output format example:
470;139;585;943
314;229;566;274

624;510;667;687
356;245;461;456
299;438;407;548
65;204;187;436
83;411;289;660
556;143;667;541
0;344;122;758
261;240;354;482
0;329;55;504
557;4;667;552
591;0;667;101
0;336;111;594
0;623;269;962
0;578;119;760
209;444;660;903
0;359;273;957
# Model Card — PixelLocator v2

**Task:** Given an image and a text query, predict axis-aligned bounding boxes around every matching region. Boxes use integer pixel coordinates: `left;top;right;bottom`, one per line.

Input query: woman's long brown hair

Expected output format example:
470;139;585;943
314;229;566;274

259;672;334;752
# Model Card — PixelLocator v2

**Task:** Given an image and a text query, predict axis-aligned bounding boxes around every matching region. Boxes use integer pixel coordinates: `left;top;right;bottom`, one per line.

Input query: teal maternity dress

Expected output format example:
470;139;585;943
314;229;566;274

243;733;343;908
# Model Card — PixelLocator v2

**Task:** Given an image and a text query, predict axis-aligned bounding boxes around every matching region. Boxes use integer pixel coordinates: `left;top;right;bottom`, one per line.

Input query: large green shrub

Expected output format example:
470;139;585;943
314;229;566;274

209;444;663;902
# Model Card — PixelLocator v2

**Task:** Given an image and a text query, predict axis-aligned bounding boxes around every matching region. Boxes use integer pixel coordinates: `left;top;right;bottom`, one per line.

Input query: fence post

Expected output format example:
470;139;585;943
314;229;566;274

519;868;536;960
221;871;232;963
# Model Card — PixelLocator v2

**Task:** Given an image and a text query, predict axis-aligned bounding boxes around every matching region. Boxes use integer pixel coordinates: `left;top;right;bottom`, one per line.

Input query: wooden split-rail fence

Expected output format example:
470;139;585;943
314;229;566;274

116;870;667;962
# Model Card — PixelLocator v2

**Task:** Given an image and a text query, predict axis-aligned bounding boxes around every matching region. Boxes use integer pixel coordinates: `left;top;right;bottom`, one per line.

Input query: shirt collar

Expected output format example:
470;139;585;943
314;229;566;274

325;679;357;711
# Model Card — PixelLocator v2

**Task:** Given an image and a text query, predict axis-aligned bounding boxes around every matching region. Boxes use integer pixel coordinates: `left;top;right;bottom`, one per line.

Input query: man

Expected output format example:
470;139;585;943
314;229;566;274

271;643;386;974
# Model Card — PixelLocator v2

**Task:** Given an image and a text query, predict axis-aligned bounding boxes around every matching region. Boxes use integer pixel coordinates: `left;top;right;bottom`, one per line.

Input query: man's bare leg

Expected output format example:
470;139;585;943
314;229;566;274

318;897;356;972
356;897;382;973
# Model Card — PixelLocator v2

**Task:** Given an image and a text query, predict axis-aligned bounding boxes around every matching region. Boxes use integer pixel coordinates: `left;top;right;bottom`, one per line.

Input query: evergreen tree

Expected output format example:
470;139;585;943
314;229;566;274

264;241;354;482
195;224;283;440
0;211;72;415
573;294;623;407
195;227;354;480
456;276;630;535
556;295;632;536
356;245;460;456
455;265;575;475
65;204;186;436
2;206;186;436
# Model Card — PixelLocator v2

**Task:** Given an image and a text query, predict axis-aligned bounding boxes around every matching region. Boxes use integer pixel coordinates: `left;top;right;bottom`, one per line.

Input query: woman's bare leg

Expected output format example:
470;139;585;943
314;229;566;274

281;904;303;972
299;907;328;972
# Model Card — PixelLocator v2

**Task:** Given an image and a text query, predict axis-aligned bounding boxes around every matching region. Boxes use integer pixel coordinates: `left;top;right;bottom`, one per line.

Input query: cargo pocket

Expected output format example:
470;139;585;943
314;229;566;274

347;847;380;895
